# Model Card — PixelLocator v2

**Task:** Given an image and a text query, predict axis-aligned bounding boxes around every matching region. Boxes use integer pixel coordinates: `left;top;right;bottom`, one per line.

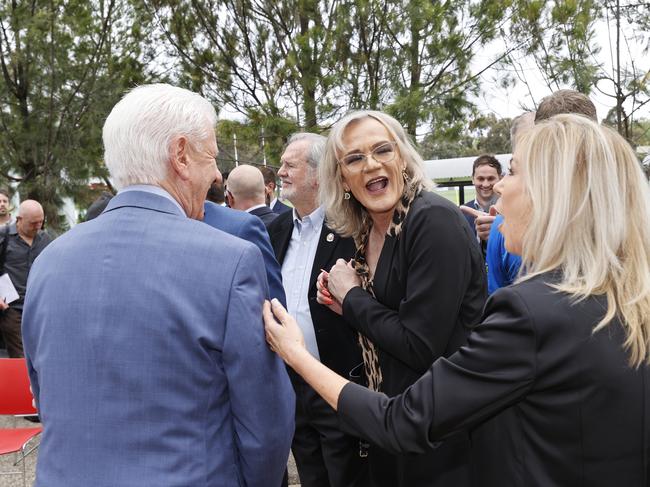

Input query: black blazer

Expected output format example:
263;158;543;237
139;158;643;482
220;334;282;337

268;211;363;382
342;191;487;397
338;272;650;487
271;199;292;215
340;190;486;486
249;205;279;229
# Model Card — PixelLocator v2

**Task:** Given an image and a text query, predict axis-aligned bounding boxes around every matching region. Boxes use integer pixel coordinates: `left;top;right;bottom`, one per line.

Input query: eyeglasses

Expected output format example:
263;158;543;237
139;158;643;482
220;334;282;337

337;141;398;172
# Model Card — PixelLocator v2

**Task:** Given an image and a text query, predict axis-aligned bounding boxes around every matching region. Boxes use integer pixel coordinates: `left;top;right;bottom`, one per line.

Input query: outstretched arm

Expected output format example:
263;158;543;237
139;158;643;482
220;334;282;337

266;288;536;456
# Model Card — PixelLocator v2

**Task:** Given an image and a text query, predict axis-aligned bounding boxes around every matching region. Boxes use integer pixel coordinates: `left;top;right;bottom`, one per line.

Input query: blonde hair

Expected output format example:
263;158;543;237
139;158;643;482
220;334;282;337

517;114;650;366
319;110;432;240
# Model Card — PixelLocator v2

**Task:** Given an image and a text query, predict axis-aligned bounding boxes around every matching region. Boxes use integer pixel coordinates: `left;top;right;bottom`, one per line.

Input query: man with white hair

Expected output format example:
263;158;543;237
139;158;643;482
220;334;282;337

226;164;279;228
22;84;294;487
0;199;51;357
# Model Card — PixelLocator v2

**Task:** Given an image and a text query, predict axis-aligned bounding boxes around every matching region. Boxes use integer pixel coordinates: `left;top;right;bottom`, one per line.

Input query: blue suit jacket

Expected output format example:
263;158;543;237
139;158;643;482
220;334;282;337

203;201;286;307
22;190;294;487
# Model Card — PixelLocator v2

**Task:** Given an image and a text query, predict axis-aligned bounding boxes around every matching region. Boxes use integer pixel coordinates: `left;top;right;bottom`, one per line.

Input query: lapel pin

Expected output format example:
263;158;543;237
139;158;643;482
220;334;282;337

326;233;335;242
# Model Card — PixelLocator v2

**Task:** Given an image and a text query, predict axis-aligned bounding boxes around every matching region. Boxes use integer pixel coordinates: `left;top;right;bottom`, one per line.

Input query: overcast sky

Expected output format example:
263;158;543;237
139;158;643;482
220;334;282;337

472;14;649;122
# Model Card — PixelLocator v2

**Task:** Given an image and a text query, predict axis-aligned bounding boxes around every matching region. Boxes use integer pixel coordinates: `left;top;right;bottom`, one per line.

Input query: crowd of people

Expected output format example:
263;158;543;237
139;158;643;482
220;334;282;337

1;83;647;487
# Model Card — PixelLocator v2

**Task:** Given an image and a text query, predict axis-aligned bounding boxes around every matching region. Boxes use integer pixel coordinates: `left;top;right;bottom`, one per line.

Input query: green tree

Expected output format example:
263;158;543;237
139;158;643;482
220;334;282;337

382;0;511;136
216;114;300;172
506;0;601;95
147;0;347;129
0;0;151;230
594;1;650;141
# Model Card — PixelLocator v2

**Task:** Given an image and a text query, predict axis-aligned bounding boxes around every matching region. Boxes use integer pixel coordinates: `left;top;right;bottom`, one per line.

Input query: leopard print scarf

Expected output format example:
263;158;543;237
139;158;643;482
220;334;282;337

352;182;418;391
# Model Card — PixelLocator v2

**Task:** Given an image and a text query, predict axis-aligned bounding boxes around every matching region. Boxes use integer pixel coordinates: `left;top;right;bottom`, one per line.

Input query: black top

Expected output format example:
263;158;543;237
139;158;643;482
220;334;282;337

3;225;53;309
249;205;279;229
341;190;487;486
342;190;486;396
338;272;650;487
271;199;292;215
268;211;363;382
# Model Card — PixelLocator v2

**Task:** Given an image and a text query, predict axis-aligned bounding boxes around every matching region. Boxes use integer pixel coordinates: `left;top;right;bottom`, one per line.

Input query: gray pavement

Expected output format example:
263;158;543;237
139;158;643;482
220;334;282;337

0;416;300;486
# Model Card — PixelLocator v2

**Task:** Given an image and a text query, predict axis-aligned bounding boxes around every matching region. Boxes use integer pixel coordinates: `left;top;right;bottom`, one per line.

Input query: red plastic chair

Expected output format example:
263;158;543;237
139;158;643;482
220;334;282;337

0;358;42;487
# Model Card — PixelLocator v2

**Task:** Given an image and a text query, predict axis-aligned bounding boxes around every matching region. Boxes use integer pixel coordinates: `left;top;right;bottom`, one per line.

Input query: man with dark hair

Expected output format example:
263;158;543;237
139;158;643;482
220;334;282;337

462;154;502;236
205;179;226;205
260;165;291;214
0;188;13;226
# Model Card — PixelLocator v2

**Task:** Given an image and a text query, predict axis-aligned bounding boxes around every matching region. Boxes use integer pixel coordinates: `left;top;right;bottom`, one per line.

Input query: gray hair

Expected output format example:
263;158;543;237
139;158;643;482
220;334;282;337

319;110;432;240
103;83;217;189
286;132;327;170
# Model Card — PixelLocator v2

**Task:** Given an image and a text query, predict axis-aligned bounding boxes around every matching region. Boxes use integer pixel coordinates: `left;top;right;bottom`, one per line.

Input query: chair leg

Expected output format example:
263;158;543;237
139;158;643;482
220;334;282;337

21;448;26;487
14;442;38;465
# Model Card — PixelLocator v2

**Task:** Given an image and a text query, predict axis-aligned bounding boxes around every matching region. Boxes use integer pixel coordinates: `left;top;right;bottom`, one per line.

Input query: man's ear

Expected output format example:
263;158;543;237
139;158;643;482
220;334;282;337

169;136;191;181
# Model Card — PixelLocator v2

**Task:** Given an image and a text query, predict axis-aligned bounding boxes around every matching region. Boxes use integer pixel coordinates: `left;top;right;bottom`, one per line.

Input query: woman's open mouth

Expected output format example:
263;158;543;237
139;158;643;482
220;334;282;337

366;177;388;193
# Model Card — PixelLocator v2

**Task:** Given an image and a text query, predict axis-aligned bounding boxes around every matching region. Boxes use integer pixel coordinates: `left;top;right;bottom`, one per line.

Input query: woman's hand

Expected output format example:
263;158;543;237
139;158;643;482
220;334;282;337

263;299;307;366
316;270;343;315
264;302;350;412
328;259;361;304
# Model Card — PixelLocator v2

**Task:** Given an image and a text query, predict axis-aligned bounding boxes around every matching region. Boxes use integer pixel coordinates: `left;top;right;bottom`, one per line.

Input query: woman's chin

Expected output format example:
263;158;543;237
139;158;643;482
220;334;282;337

503;238;523;257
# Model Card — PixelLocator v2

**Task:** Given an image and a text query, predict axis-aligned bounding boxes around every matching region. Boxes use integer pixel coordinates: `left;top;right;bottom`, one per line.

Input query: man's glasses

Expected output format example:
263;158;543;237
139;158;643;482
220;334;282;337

337;141;398;172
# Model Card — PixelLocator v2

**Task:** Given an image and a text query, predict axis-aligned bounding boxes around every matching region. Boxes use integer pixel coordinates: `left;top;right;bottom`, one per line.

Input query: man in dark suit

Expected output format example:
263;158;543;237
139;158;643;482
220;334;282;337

267;132;368;487
226;164;279;228
260;165;292;214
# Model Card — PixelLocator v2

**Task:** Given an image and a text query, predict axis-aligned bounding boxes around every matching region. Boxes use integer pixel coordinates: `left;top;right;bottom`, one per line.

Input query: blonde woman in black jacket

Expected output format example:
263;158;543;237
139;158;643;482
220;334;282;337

264;114;650;487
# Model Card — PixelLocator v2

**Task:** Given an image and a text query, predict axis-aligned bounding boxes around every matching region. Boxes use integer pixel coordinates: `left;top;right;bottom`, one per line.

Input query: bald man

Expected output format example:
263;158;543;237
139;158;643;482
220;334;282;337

0;199;52;357
226;165;279;228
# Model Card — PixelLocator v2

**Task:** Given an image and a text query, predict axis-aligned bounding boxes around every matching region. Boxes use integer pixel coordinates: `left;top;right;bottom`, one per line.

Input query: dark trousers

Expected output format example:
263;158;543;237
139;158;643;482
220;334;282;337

0;307;23;358
291;377;369;487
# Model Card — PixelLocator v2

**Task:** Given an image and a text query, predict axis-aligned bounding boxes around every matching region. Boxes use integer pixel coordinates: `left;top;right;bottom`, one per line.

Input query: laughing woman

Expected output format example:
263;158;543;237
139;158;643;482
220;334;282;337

313;111;487;486
265;114;650;487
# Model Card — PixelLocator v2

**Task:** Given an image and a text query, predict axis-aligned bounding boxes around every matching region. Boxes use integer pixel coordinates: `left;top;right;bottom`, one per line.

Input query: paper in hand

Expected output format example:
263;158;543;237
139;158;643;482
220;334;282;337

0;273;19;304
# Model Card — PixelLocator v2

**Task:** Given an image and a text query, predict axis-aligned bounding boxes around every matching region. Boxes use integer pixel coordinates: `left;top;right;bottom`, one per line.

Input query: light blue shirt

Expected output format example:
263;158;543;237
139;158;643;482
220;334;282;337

120;184;185;216
281;206;324;360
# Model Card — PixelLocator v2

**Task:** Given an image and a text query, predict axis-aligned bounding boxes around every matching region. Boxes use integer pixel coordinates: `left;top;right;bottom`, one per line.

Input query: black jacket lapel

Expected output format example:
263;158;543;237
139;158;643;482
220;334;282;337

268;212;294;264
309;223;342;291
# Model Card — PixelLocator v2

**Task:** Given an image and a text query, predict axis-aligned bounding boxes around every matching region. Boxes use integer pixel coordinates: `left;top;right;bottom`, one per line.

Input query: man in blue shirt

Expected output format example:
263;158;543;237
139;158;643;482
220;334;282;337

484;90;598;293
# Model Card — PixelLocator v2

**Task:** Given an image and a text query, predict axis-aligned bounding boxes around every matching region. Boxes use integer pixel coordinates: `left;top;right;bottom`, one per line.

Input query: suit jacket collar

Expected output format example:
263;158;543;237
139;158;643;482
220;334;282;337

269;211;295;264
269;211;342;290
104;190;186;218
250;206;274;218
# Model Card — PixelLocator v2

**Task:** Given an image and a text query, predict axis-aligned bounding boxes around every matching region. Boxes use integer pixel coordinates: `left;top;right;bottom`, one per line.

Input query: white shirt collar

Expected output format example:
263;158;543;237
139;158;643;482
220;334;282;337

292;206;324;229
